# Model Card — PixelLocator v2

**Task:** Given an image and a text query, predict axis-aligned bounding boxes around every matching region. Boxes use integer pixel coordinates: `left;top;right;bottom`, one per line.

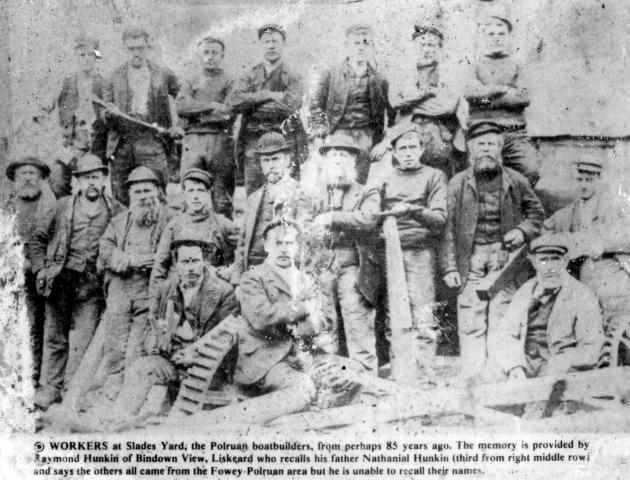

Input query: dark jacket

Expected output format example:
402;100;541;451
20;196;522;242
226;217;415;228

30;192;124;296
439;167;544;288
58;71;106;131
102;60;180;157
310;60;394;144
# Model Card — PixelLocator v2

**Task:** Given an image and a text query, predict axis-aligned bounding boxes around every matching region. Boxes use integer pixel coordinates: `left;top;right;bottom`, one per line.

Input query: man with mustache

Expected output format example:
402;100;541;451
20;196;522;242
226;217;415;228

228;24;303;195
306;133;381;375
98;167;174;399
4;156;56;387
230;132;310;285
30;154;124;409
440;121;544;380
176;36;235;217
150;168;237;294
493;235;604;379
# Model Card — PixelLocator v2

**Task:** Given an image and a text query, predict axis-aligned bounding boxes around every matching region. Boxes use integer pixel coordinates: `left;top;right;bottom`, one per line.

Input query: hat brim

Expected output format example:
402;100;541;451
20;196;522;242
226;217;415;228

318;145;362;156
72;166;109;177
171;239;214;251
124;178;160;188
6;161;51;181
251;146;292;156
530;247;568;255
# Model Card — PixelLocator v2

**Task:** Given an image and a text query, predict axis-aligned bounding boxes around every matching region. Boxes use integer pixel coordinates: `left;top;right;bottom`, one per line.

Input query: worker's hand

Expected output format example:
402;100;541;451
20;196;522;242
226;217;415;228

488;84;509;97
503;229;525;249
443;272;462;289
167;126;185;140
312;212;333;228
508;367;527;381
369;140;391;162
389;202;416;215
129;253;154;269
172;347;195;367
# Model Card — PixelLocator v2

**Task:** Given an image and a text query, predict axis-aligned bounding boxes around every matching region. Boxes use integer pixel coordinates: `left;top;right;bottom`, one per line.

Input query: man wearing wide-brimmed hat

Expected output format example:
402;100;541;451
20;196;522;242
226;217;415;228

98;166;174;399
4;156;57;387
227;23;303;195
30;154;124;409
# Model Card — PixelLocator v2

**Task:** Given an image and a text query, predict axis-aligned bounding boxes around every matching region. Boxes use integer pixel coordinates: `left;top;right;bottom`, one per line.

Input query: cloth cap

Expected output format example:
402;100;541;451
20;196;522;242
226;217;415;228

530;235;569;255
6;156;51;181
198;36;225;51
182;168;213;189
486;15;513;32
72;154;109;177
258;24;286;40
318;132;362;156
252;132;291;156
346;23;374;37
74;35;100;51
388;121;425;147
125;166;160;187
412;25;444;42
573;159;603;175
262;218;301;239
467;120;503;141
171;237;214;254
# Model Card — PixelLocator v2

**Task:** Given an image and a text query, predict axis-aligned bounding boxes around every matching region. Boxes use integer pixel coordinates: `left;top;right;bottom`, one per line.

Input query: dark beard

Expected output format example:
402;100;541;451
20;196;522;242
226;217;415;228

131;203;159;226
15;184;41;200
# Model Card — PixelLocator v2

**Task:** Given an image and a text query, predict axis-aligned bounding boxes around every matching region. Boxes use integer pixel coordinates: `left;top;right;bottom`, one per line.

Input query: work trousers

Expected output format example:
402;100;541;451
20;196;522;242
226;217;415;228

457;243;517;377
101;275;151;399
25;270;45;387
501;128;540;186
40;268;103;394
111;132;169;205
320;264;378;374
181;131;235;217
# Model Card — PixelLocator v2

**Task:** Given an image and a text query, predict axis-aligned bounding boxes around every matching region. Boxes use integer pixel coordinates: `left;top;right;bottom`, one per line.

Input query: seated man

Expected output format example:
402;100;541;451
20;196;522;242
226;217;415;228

492;235;605;380
114;236;239;417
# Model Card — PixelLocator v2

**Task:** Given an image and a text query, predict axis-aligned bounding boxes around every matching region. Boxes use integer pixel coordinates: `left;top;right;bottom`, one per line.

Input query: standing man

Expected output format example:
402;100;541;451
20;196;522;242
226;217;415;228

307;133;381;375
4;157;56;387
98;167;173;399
228;24;303;195
440;121;544;378
463;14;539;185
176;36;235;217
30;154;124;409
102;27;182;205
543;159;630;341
379;124;447;375
150;168;237;294
310;24;393;185
231;132;310;285
493;235;604;379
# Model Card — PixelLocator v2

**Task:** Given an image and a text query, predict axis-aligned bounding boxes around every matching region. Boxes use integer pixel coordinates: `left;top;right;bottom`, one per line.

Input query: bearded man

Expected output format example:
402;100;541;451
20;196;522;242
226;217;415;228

440;121;544;379
98;167;174;399
4;156;56;386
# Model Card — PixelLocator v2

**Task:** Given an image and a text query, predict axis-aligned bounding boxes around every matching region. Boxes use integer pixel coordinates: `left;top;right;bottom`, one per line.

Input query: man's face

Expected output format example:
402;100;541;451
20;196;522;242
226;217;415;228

531;252;567;290
484;21;510;55
124;36;149;68
260;151;290;184
264;226;299;269
197;41;224;71
346;33;372;63
14;165;42;199
175;245;205;286
394;132;425;170
415;34;441;66
469;133;503;174
75;46;96;73
260;31;284;63
573;170;601;201
183;179;211;214
324;148;357;186
77;171;105;201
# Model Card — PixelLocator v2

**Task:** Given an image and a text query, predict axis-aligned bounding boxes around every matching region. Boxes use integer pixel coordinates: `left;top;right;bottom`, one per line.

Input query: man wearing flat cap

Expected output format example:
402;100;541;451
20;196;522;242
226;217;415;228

305;132;382;375
310;23;394;185
230;132;310;285
463;13;539;185
176;36;236;217
544;159;630;359
4;156;56;387
114;236;239;417
98;167;175;399
30;154;124;409
227;23;303;195
440;121;544;379
150;167;238;294
492;235;604;379
375;25;467;181
102;27;182;205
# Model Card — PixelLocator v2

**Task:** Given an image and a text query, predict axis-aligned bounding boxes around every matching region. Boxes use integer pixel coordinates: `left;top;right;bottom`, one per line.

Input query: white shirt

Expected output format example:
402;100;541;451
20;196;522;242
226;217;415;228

127;64;151;115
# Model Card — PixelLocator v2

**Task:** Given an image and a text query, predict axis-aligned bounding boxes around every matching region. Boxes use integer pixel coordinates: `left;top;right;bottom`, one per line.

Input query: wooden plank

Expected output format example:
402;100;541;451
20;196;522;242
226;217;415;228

476;245;527;301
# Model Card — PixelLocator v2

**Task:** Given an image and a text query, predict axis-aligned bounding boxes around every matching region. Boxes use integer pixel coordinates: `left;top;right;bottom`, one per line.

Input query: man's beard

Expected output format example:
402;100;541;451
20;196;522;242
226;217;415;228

15;183;41;200
473;155;501;175
324;165;355;188
130;199;160;226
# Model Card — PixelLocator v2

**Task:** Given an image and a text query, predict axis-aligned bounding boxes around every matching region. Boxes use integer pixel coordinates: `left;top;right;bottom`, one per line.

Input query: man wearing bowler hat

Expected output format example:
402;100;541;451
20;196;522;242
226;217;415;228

228;24;303;195
98;166;174;399
4;156;56;387
30;154;124;409
440;121;544;380
492;235;604;379
231;131;310;285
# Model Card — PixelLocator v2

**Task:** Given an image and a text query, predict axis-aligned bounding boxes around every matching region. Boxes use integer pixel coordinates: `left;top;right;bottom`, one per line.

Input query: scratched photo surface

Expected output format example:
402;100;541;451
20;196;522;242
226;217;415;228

1;0;630;448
